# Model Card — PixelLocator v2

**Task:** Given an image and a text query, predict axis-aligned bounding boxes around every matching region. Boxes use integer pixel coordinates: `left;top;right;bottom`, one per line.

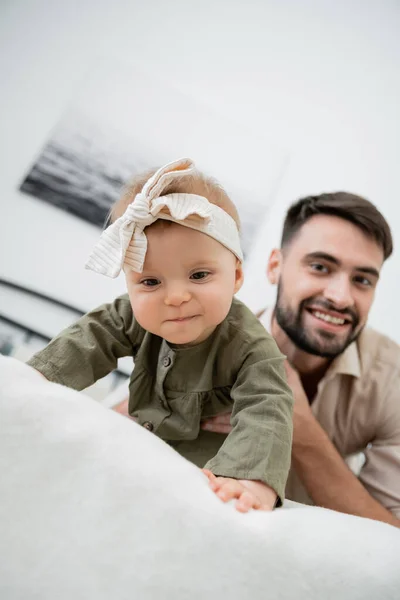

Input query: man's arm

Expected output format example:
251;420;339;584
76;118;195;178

293;410;400;527
285;362;400;529
202;362;400;528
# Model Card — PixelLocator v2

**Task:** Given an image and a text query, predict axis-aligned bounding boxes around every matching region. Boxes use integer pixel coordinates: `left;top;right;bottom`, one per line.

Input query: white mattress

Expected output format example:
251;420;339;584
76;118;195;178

0;356;399;599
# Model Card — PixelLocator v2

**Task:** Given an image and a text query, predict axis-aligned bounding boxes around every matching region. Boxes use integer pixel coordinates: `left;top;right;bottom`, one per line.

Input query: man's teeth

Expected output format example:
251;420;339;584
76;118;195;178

313;311;346;325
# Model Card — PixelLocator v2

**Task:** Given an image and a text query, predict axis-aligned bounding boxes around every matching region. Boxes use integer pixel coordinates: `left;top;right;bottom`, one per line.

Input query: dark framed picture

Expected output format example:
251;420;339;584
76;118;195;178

20;59;290;257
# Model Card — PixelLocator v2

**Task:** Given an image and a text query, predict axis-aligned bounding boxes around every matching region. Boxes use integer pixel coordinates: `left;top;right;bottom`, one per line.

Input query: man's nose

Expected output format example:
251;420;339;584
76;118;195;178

164;284;191;306
323;274;353;309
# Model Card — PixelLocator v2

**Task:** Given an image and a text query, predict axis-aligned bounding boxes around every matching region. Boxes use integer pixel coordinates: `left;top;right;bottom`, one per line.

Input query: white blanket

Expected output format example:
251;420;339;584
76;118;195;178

0;356;399;599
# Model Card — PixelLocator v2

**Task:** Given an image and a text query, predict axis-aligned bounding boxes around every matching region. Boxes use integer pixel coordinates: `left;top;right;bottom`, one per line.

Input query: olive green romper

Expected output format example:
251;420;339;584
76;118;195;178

28;295;293;503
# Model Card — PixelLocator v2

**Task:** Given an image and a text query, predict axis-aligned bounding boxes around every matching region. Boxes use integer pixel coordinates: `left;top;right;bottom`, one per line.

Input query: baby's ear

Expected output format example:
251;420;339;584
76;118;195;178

234;260;244;293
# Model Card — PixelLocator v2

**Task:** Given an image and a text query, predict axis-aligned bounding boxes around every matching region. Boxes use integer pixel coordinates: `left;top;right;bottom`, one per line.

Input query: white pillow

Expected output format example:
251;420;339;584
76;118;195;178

0;356;398;600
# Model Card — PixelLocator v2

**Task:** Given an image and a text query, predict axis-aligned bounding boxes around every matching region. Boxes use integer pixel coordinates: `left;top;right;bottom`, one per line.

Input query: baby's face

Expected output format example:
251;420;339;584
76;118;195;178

125;222;243;346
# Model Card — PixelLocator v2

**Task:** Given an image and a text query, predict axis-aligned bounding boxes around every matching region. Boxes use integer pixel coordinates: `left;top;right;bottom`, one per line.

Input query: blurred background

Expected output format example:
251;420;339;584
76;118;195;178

0;0;399;400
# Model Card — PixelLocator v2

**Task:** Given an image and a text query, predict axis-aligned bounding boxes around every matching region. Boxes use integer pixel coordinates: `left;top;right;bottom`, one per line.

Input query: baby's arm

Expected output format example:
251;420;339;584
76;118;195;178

203;336;294;508
203;470;277;512
27;295;140;390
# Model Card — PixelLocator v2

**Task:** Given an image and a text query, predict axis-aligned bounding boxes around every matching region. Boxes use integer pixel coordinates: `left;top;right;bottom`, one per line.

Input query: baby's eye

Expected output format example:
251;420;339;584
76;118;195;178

141;278;160;287
190;271;210;280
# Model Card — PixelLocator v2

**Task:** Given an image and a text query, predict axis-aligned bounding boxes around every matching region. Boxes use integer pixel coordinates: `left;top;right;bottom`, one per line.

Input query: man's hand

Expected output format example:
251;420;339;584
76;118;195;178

200;359;311;434
112;398;137;422
202;469;277;512
201;412;232;434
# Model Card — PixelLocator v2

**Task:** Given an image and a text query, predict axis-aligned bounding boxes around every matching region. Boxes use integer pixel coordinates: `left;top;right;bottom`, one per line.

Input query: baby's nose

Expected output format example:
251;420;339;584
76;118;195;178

164;286;191;306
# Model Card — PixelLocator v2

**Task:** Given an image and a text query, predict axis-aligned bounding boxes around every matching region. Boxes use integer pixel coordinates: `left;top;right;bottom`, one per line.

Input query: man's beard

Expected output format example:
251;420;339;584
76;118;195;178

274;282;361;359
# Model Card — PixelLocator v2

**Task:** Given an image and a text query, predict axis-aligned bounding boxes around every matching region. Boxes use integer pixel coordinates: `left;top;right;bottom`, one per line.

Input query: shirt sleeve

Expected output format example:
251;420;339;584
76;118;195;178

358;371;400;518
204;341;294;505
27;295;140;391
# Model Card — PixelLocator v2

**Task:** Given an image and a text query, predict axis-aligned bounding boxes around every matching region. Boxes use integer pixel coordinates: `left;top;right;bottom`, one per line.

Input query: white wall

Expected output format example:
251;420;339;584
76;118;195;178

1;0;399;340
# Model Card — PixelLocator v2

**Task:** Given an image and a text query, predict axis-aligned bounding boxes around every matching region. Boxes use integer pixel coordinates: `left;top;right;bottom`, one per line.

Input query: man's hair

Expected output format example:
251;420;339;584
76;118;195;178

281;192;393;260
110;167;240;230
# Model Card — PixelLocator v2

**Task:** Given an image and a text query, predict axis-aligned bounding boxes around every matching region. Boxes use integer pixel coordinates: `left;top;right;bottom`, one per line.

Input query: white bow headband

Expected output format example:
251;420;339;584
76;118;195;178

85;158;243;278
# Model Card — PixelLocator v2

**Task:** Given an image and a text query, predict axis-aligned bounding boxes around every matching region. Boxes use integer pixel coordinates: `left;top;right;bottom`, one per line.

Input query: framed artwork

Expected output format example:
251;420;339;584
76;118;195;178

20;59;289;257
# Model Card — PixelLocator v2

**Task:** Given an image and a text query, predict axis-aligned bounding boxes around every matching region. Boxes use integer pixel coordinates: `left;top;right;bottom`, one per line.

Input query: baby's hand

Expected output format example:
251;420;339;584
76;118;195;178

202;469;277;513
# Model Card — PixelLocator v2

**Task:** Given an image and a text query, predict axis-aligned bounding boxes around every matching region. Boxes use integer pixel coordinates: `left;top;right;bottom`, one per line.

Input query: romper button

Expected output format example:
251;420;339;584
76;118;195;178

162;356;171;367
142;421;154;432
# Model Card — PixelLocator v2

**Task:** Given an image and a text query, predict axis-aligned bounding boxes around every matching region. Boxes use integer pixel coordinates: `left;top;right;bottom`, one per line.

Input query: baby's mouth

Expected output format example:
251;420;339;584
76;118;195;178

166;315;197;322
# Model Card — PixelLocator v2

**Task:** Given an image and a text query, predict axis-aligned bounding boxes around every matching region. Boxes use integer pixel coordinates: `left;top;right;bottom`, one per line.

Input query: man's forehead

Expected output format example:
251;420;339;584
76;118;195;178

286;215;384;268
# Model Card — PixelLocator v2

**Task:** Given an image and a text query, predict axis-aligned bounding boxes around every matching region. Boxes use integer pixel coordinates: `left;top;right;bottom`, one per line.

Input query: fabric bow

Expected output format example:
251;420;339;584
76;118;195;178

85;157;242;278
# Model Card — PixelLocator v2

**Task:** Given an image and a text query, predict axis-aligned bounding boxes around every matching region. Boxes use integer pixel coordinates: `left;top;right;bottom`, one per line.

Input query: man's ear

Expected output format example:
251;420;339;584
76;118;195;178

267;248;282;285
234;260;244;293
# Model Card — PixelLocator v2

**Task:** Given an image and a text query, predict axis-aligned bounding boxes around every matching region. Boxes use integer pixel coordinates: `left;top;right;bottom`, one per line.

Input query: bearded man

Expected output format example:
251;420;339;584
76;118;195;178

202;192;400;528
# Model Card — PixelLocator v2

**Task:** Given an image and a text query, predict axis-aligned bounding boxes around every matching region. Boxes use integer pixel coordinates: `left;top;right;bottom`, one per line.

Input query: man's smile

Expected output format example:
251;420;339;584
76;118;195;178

304;307;353;333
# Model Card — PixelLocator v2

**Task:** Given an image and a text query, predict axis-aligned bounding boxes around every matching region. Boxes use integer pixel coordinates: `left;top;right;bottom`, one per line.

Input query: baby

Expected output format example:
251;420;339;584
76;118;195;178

28;158;293;512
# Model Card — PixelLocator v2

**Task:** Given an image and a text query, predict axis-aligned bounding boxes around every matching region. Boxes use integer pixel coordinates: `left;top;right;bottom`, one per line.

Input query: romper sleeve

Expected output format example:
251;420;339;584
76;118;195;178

27;294;142;391
204;336;294;505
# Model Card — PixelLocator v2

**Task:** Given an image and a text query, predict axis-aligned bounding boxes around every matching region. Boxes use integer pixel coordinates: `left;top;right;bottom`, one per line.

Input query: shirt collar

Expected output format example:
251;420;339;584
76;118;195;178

325;340;361;379
258;306;361;379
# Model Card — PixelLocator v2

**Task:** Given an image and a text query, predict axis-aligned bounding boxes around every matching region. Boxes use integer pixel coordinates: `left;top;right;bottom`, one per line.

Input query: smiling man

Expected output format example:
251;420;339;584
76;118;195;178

202;192;400;528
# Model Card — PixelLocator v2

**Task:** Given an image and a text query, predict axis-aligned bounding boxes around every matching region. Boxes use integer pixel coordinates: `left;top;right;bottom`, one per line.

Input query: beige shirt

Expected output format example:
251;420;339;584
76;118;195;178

260;309;400;518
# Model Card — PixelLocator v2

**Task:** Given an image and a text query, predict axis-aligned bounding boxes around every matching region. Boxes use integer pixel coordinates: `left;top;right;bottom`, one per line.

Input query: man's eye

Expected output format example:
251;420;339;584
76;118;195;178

310;263;328;273
190;271;210;280
141;278;160;287
354;275;372;287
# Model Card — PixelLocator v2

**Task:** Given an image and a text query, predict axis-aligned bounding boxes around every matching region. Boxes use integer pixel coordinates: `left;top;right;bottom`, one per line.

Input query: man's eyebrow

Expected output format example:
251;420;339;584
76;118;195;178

303;252;341;266
355;266;380;279
304;252;380;279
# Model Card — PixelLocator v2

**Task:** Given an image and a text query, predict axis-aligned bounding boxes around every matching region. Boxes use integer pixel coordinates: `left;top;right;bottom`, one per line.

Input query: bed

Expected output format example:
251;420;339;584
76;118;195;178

1;355;399;600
